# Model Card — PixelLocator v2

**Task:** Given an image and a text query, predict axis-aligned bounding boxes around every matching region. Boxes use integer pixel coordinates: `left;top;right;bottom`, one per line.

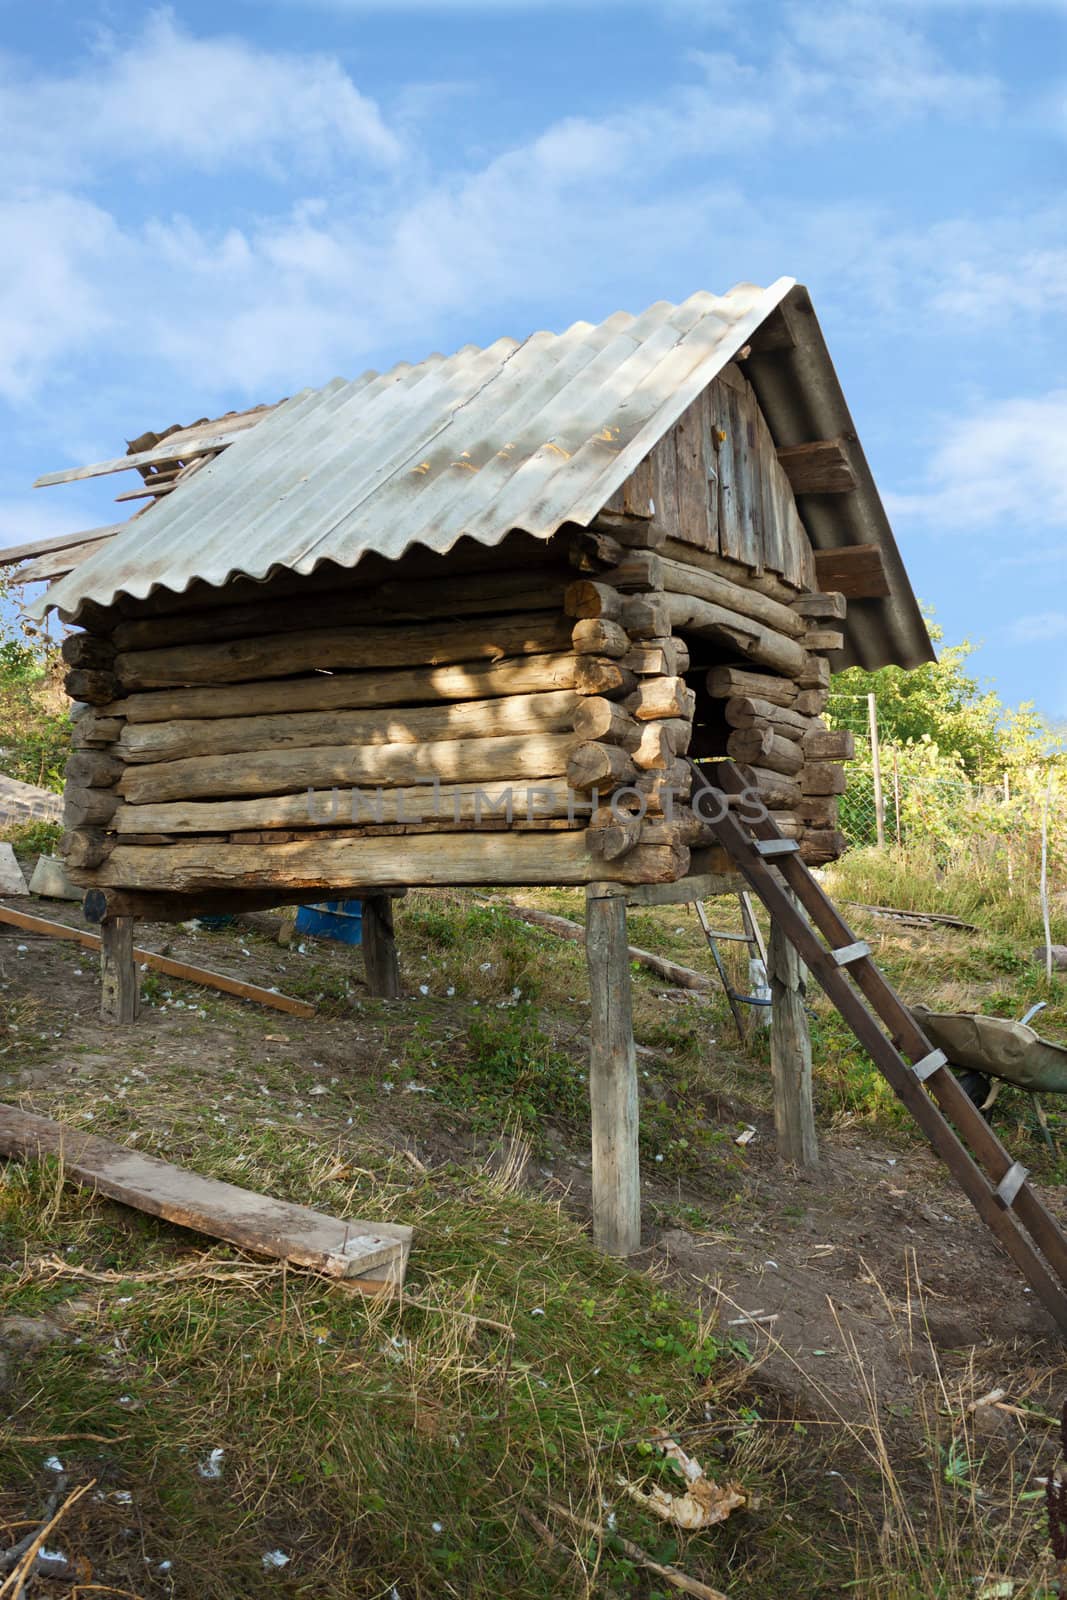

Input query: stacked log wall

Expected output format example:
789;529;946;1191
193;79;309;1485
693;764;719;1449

58;534;714;895
598;358;856;863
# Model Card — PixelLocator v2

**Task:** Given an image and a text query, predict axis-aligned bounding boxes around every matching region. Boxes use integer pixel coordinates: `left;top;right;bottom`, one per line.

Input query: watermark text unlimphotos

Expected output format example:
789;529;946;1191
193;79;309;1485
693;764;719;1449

304;769;770;827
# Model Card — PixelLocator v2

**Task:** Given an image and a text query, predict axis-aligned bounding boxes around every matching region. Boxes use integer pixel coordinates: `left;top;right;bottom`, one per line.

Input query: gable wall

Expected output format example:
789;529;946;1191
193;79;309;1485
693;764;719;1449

603;363;815;591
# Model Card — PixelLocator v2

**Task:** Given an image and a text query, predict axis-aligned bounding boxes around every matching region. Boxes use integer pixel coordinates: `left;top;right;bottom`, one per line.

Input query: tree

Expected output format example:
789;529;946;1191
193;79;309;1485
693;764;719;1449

829;610;1059;781
0;580;71;793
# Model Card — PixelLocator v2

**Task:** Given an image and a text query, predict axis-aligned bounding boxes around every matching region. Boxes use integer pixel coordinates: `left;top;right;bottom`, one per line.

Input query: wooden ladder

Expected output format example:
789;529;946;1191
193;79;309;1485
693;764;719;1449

703;762;1067;1337
694;893;770;1042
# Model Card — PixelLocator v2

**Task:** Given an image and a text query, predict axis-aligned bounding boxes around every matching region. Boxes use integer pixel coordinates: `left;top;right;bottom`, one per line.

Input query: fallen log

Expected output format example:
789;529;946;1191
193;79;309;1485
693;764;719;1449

487;899;713;991
839;900;979;932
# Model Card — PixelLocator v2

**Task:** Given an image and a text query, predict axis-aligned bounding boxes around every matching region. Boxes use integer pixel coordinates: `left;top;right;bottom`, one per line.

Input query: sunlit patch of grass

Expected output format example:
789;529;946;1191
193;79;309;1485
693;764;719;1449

825;841;1066;948
0;817;62;855
0;1133;803;1600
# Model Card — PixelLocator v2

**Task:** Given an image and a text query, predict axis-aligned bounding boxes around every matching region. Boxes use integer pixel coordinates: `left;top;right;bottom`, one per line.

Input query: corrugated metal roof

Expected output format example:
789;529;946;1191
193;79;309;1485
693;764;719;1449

36;281;794;620
32;278;933;672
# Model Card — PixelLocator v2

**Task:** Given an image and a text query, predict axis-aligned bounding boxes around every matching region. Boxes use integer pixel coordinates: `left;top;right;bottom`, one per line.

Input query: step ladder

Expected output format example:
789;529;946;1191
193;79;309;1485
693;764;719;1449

694;893;770;1042
704;761;1067;1338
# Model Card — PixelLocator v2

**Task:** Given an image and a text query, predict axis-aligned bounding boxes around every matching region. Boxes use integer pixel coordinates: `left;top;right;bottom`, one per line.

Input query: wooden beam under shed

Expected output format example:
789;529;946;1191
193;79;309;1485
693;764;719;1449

812;543;891;599
776;438;857;495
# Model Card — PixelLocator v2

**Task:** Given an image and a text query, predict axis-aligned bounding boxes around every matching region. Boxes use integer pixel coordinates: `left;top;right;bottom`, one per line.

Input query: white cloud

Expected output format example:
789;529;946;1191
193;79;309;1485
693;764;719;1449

0;496;107;550
0;4;1029;418
928;246;1067;320
886;391;1067;530
0;193;123;403
1007;612;1067;643
0;10;400;184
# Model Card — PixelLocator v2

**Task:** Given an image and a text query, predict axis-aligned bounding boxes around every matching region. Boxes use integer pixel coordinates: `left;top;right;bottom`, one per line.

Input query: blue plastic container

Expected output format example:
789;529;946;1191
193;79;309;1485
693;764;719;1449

294;899;363;946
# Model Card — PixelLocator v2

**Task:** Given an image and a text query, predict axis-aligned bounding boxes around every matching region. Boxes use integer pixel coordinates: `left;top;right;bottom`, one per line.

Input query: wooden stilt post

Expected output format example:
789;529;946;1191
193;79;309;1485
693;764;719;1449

362;895;401;999
100;917;140;1024
585;883;640;1255
769;896;818;1168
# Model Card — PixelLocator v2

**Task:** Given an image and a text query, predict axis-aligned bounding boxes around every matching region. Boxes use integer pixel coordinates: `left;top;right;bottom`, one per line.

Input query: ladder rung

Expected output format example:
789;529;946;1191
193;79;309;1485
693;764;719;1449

830;941;871;967
910;1048;947;1082
755;838;799;858
995;1162;1029;1210
706;931;752;943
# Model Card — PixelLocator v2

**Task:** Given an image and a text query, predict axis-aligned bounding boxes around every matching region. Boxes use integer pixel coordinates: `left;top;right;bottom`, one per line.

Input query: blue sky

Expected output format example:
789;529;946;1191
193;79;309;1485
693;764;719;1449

2;0;1065;717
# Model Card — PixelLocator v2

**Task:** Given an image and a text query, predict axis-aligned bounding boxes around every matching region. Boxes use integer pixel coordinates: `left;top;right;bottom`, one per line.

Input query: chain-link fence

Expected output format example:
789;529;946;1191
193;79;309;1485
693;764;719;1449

827;691;1066;874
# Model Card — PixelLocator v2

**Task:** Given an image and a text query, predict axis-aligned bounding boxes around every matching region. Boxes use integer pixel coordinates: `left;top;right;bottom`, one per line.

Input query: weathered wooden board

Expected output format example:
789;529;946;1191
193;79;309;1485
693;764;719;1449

777;438;856;495
672;389;714;553
111;569;570;653
0;906;315;1018
611;365;814;587
812;544;890;599
0;523;125;568
114;777;577;836
585;887;641;1255
0;1105;410;1288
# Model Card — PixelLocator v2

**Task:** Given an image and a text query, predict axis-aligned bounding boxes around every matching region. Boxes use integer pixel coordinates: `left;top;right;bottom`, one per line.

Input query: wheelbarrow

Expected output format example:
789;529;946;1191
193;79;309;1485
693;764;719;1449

911;1001;1067;1152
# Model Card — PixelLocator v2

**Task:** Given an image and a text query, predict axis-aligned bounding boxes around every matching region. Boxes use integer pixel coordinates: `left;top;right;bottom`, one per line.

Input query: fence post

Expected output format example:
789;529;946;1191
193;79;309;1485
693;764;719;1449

867;692;885;849
892;749;901;845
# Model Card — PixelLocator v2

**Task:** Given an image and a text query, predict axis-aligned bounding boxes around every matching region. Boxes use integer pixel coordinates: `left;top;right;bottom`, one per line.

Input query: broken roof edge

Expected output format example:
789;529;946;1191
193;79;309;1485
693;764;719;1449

28;277;933;674
44;528;560;627
30;278;797;626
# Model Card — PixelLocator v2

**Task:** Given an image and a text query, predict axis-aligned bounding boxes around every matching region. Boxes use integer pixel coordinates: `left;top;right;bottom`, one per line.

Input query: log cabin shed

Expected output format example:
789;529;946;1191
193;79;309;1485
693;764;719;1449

14;276;934;1253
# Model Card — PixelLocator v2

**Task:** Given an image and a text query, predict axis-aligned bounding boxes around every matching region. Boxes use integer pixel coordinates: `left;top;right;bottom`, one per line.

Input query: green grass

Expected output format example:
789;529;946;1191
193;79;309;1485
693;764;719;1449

3;867;1066;1594
0;1138;810;1600
0;817;62;854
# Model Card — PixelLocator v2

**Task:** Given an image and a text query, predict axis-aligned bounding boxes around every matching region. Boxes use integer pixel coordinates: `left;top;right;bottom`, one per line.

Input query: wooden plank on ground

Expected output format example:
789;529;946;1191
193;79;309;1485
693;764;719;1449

0;1105;411;1289
0;905;315;1018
